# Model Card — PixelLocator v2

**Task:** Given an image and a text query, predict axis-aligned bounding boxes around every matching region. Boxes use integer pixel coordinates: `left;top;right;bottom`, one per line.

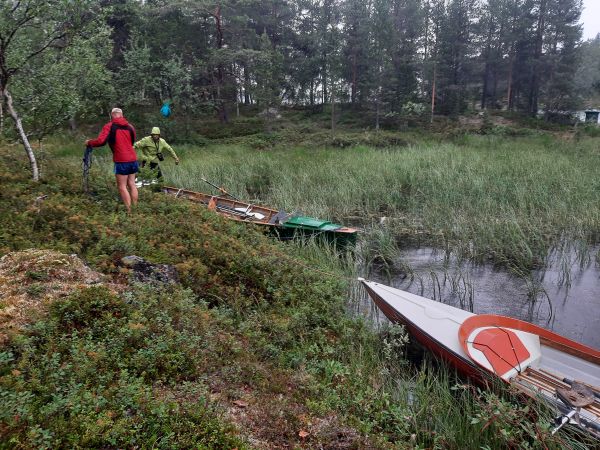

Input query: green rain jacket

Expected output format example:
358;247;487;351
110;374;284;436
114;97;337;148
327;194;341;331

134;136;178;164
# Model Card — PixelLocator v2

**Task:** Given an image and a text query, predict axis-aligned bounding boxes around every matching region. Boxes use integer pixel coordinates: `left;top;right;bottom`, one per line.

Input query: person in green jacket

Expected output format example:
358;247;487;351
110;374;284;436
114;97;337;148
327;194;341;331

134;127;180;180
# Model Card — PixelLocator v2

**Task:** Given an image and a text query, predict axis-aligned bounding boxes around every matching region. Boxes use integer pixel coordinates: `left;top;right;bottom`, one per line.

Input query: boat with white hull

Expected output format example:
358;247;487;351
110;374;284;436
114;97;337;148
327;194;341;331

360;278;600;438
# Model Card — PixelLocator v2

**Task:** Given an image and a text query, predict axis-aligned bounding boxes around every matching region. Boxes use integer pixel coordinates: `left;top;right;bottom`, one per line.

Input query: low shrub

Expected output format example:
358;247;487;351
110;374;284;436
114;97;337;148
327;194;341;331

577;123;600;138
480;124;541;137
0;285;246;448
296;130;410;149
1;140;589;449
225;132;281;150
199;117;265;139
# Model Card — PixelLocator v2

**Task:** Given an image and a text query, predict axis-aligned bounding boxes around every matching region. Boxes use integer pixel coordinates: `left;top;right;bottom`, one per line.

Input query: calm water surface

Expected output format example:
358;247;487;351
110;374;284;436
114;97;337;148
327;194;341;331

367;246;600;349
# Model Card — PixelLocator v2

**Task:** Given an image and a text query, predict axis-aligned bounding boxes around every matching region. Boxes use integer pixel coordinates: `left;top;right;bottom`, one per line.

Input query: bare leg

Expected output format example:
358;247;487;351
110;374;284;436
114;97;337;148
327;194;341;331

127;173;138;207
116;174;132;213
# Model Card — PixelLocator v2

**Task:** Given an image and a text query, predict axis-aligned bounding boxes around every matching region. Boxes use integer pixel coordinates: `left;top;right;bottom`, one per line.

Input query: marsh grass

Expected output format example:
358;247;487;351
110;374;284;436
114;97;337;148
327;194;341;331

58;131;600;315
164;134;600;275
549;238;594;289
338;320;591;449
360;225;403;277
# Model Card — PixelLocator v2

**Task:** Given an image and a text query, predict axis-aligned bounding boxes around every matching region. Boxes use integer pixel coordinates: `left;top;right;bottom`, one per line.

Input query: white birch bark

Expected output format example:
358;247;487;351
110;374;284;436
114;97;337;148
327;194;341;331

4;88;39;181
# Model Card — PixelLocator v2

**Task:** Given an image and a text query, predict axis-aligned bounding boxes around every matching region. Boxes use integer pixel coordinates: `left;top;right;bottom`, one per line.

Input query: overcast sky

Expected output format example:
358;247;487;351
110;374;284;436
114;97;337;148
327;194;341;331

582;0;600;40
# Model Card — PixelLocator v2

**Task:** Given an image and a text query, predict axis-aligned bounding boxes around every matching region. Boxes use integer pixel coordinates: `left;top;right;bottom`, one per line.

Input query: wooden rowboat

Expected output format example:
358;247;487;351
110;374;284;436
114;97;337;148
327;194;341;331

360;278;600;437
163;186;358;247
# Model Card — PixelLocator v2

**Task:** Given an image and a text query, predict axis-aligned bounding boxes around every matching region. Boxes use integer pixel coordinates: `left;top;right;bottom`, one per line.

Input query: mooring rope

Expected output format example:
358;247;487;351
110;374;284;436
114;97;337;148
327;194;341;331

82;145;93;193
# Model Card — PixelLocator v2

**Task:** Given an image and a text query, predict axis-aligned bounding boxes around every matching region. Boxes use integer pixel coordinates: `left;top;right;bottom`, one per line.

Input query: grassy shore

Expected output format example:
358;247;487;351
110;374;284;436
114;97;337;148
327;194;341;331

48;120;600;274
1;135;596;448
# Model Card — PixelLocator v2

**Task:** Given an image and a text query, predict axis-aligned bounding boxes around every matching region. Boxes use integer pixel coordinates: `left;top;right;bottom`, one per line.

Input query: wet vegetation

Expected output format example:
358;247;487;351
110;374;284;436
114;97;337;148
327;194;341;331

2;0;599;445
171;130;600;276
2;118;599;447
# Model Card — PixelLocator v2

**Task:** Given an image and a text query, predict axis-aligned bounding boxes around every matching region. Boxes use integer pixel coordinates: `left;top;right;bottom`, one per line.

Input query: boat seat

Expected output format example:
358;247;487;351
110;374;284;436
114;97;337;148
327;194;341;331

208;196;217;211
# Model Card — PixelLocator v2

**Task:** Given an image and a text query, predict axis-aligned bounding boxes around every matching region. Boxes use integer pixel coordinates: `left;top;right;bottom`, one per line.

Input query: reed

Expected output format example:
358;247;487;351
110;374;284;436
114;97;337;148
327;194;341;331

166;134;600;273
338;323;589;449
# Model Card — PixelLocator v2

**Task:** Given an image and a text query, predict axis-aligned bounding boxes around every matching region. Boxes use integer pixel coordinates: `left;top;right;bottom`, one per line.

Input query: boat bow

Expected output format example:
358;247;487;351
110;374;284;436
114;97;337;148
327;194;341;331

359;278;600;437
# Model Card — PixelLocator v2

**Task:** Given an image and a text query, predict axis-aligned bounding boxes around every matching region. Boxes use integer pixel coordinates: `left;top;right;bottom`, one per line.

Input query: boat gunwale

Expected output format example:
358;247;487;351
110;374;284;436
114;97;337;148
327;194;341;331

163;186;280;225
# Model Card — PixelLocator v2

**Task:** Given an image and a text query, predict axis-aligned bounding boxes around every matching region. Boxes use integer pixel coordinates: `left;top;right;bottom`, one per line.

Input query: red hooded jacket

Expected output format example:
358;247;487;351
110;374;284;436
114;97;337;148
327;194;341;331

88;117;137;163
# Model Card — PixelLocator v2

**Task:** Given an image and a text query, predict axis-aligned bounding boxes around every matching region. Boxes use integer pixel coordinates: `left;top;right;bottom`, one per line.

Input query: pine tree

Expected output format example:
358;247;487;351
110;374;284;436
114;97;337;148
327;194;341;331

341;0;373;105
371;0;395;127
436;0;479;115
255;31;283;108
574;35;600;107
387;0;423;112
542;0;583;111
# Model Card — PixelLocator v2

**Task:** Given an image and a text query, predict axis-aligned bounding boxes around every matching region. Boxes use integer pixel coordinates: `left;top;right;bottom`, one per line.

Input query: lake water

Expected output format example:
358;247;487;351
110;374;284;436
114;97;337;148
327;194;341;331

365;246;600;349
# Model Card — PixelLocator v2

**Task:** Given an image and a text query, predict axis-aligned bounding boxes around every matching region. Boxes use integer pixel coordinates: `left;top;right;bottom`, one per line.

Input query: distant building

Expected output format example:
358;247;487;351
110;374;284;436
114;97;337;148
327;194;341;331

575;110;600;124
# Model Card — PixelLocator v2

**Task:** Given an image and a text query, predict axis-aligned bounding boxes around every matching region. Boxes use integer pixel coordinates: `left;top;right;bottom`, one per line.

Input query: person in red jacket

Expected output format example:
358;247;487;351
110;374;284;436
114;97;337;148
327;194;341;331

86;108;139;213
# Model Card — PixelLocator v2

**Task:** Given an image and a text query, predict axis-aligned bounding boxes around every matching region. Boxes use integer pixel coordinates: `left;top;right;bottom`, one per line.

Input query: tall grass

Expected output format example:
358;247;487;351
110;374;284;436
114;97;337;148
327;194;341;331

161;134;600;273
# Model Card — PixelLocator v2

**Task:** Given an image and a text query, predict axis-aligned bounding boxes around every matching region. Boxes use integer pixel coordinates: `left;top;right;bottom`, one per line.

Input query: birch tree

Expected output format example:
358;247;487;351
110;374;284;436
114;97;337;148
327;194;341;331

0;0;98;181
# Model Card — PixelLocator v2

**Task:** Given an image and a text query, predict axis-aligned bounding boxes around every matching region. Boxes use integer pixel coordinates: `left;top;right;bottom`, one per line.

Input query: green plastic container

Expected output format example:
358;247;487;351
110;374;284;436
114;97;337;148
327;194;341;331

274;216;357;248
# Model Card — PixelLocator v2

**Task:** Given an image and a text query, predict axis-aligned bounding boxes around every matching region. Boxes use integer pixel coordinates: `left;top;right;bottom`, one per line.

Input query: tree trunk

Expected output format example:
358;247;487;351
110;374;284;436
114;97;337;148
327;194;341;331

214;6;228;123
491;67;498;107
243;63;251;104
506;52;514;110
481;16;494;110
322;63;327;104
529;0;547;115
351;53;357;104
0;93;4;136
422;2;431;97
375;62;382;131
216;83;228;123
430;63;437;124
375;86;381;131
331;80;335;133
481;61;490;110
4;89;39;181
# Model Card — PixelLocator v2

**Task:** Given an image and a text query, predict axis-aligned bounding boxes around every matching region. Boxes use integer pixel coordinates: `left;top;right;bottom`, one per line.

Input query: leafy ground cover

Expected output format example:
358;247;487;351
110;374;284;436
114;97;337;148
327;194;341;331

0;139;595;448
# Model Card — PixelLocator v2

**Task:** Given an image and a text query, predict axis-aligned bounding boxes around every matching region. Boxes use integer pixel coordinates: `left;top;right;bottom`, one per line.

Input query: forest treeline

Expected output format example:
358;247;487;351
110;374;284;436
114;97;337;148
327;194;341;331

1;0;600;153
104;0;597;121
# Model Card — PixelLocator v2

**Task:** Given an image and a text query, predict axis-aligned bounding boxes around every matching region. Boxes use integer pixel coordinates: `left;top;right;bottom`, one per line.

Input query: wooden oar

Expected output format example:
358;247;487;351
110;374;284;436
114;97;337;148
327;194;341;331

200;177;241;201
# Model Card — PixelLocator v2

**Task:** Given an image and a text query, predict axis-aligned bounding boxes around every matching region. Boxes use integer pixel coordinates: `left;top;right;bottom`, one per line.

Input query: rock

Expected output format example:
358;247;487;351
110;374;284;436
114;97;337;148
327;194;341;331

0;249;108;345
120;256;179;284
121;255;145;268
